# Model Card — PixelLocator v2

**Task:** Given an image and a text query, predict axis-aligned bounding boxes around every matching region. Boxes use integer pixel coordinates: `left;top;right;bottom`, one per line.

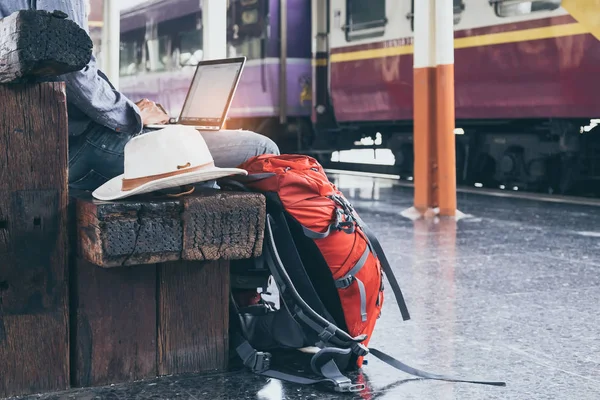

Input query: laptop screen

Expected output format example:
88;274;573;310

179;59;244;126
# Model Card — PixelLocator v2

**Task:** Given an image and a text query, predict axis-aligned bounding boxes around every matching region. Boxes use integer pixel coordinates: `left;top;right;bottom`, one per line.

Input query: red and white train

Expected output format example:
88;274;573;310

310;0;600;193
87;0;599;193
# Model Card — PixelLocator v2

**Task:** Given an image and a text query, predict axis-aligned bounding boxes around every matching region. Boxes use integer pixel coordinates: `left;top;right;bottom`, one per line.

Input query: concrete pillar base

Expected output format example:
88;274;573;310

400;206;470;221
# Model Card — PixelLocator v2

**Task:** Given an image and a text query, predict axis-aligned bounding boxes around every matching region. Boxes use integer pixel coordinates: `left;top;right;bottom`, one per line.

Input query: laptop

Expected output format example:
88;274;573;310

146;56;246;130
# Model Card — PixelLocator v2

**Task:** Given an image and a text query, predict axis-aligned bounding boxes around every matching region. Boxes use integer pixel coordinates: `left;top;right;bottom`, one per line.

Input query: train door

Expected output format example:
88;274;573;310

311;0;337;135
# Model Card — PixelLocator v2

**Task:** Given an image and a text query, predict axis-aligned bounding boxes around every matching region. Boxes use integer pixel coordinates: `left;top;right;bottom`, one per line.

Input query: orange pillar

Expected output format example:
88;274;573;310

413;0;436;214
413;0;457;217
435;0;457;216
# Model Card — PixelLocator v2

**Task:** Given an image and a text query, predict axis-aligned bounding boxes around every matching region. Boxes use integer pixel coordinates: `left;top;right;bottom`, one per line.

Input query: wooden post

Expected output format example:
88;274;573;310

0;82;71;398
412;0;456;218
0;9;92;397
157;260;230;375
72;259;157;388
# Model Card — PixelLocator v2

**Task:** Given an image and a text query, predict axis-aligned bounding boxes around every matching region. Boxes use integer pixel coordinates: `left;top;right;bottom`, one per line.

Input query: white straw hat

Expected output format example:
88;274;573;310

92;125;247;201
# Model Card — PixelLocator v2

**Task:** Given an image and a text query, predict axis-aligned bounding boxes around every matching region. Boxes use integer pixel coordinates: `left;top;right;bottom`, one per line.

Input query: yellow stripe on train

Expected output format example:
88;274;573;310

330;22;590;63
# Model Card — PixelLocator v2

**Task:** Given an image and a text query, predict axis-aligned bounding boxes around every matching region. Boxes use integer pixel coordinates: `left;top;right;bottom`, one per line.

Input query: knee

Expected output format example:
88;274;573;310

243;130;279;156
259;134;280;156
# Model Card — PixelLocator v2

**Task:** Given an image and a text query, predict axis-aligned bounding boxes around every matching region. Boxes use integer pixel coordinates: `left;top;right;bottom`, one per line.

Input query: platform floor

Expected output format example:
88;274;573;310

15;174;600;400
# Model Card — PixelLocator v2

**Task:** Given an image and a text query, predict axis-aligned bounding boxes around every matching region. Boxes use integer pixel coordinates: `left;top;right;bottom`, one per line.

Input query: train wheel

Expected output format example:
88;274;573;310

455;142;467;184
393;144;414;176
548;153;580;194
468;153;497;187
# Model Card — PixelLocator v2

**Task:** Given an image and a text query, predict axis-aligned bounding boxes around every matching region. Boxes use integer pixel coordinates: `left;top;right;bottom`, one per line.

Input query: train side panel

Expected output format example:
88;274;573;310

327;0;600;124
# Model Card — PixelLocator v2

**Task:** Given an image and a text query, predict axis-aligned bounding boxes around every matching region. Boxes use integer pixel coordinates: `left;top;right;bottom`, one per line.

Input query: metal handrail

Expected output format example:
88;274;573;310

342;18;388;32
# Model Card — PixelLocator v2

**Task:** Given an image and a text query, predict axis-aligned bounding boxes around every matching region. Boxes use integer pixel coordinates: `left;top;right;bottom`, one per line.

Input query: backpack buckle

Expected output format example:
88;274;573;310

250;351;271;373
334;275;354;289
351;342;369;357
333;208;355;234
334;382;366;393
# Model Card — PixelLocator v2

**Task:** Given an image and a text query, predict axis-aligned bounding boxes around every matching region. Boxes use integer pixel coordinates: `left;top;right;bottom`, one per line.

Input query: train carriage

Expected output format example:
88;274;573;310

312;0;600;193
89;0;600;194
116;0;314;152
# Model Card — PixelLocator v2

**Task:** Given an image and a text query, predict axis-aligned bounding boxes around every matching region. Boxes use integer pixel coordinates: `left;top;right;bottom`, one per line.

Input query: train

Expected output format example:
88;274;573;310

113;0;313;154
91;0;600;194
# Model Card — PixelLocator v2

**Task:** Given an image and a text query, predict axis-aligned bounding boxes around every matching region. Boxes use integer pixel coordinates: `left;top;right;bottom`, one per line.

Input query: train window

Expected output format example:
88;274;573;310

453;0;466;24
344;0;387;42
227;0;267;60
407;0;465;31
227;37;262;60
229;0;268;42
178;29;203;66
241;9;259;25
119;41;141;76
491;0;561;17
146;36;170;72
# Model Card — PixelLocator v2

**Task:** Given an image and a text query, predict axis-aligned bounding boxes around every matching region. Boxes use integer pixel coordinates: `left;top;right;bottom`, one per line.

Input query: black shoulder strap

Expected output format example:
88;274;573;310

267;211;340;327
368;348;506;386
359;221;411;321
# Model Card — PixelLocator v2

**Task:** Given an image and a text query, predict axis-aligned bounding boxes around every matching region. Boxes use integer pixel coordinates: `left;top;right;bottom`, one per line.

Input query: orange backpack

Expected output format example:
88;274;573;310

226;154;505;392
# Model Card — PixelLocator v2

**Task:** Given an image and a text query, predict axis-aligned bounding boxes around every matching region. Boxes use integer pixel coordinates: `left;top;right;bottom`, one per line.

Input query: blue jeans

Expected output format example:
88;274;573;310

68;123;280;191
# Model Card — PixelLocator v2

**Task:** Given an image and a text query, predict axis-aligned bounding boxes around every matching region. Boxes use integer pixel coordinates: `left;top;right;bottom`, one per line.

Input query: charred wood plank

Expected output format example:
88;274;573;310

182;191;266;261
76;196;183;268
0;9;92;83
75;190;265;268
0;82;69;398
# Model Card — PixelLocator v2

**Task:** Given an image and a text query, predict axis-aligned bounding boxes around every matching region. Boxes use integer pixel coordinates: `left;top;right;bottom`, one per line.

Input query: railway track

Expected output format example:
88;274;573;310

322;161;600;207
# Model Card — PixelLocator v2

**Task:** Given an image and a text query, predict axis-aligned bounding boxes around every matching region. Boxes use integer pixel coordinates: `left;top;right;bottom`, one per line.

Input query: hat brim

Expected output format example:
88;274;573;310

92;166;248;201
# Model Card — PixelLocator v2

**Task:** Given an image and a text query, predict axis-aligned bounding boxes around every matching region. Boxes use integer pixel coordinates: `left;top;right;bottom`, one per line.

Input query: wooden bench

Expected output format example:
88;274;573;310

71;190;265;387
0;9;265;398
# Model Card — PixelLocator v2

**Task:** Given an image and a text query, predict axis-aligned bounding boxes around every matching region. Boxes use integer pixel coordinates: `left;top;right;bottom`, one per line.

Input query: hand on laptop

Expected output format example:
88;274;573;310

136;98;170;125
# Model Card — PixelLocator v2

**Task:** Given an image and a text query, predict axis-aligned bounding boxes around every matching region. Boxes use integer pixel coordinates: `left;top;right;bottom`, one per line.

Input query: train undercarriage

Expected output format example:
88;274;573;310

246;116;600;197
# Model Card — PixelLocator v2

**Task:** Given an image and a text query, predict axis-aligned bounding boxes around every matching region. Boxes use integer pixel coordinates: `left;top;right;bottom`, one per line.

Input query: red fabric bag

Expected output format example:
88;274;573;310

236;154;408;366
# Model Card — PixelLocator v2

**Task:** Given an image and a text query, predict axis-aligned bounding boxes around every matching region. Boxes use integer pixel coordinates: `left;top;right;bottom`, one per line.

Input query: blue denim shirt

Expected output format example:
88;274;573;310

0;0;143;136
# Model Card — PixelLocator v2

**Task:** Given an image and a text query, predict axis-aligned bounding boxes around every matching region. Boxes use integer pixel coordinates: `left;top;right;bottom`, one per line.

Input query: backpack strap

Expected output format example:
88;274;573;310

267;211;341;327
357;218;411;321
368;348;506;387
334;245;370;322
324;193;411;321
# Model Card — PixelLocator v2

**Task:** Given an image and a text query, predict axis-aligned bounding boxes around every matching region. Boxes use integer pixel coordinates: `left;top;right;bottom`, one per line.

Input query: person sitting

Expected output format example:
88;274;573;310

0;0;280;191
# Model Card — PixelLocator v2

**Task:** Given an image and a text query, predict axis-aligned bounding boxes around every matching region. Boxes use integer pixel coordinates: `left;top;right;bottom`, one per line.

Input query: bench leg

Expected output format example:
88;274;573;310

158;260;230;376
0;82;69;398
72;259;157;387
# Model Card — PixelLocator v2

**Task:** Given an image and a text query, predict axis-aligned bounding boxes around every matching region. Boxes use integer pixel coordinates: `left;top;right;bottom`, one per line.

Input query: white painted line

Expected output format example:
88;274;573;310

575;231;600;238
324;169;600;207
324;168;400;180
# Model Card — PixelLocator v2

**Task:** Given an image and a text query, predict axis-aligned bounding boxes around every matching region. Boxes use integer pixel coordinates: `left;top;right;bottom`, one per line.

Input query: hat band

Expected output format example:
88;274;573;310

121;161;215;192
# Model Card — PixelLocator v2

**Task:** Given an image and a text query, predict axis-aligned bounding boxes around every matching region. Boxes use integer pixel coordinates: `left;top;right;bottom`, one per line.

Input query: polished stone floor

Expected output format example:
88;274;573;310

14;174;600;399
